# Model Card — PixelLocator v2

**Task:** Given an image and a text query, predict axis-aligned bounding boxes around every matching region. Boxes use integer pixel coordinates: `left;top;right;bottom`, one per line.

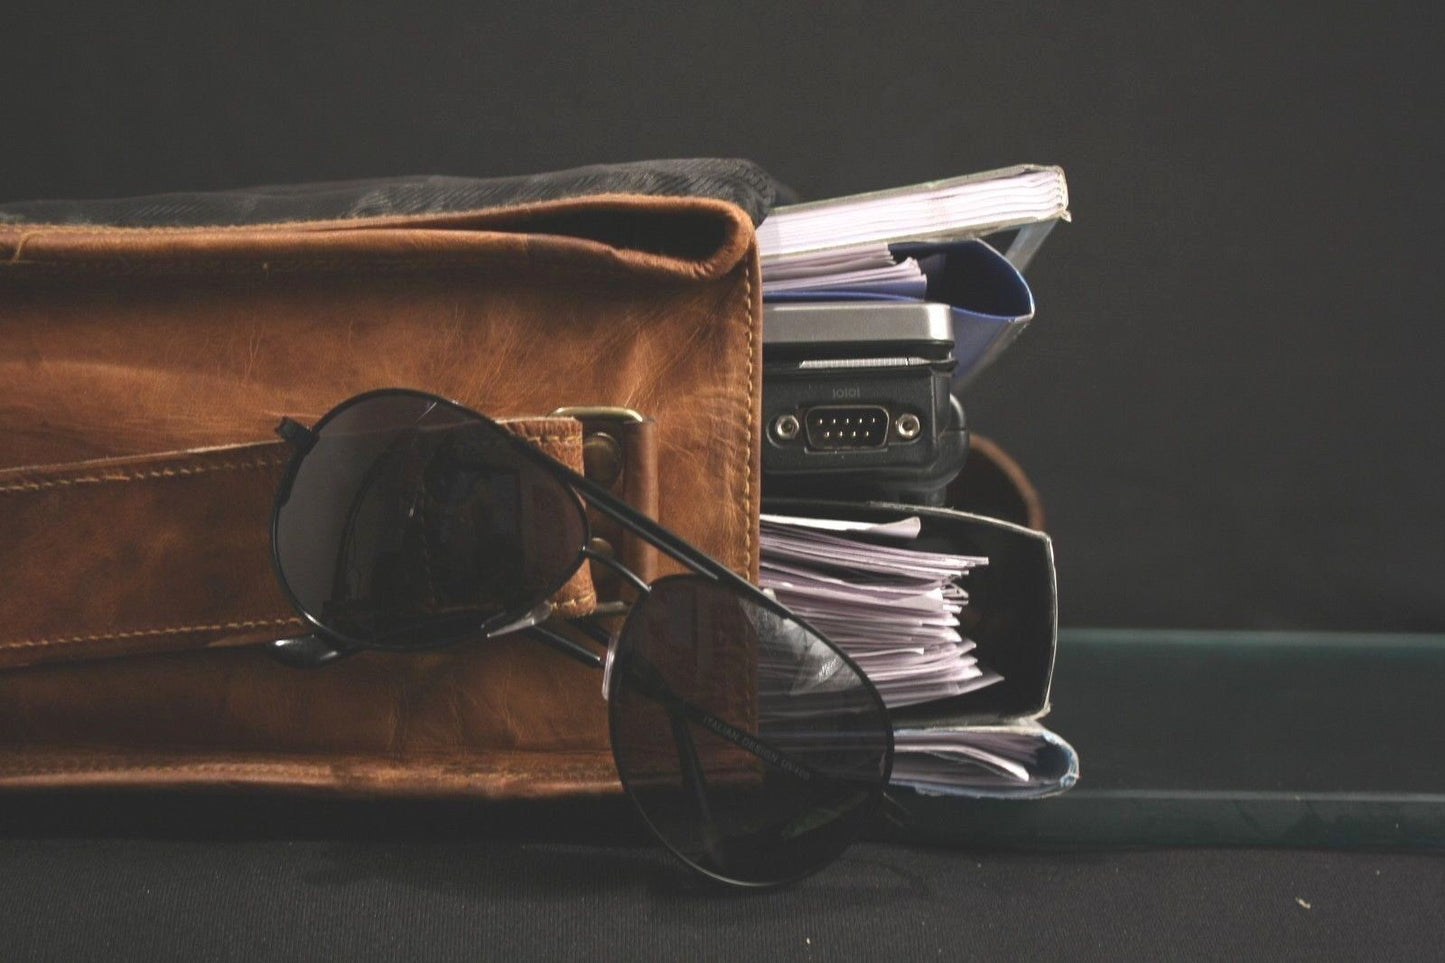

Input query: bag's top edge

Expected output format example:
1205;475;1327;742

0;192;760;284
0;158;780;229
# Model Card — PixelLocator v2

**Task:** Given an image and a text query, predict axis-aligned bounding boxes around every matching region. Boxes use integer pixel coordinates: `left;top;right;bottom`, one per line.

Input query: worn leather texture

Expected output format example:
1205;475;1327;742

0;419;606;673
0;193;763;798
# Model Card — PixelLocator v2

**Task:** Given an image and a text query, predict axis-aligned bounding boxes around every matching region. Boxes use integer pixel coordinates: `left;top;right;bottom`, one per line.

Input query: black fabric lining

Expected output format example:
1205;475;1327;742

0;805;1439;963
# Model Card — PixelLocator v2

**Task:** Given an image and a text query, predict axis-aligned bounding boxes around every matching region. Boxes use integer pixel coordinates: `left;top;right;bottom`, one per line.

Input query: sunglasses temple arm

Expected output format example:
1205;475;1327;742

669;710;730;866
580;547;651;597
525;445;749;592
526;623;604;670
879;791;916;830
572;616;613;647
617;647;880;795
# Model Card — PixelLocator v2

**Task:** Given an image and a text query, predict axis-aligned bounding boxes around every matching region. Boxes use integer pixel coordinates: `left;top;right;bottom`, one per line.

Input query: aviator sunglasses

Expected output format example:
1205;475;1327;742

266;388;893;887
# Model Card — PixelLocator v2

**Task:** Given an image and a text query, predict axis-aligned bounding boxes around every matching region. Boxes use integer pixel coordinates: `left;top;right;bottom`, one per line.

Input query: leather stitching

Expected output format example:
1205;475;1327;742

741;254;756;578
0;197;700;229
0;195;730;235
0;254;678;275
0;756;617;780
0;258;702;285
0;617;303;652
0;433;575;497
500;432;578;445
0;456;287;495
551;589;596;617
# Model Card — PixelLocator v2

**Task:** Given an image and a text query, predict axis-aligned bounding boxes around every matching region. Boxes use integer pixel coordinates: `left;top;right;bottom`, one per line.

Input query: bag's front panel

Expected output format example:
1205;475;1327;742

0;196;762;797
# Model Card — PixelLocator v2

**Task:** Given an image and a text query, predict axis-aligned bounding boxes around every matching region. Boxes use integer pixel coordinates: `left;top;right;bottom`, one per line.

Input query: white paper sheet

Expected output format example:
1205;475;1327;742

760;513;923;538
759;515;1001;710
890;728;1053;793
755;166;1069;261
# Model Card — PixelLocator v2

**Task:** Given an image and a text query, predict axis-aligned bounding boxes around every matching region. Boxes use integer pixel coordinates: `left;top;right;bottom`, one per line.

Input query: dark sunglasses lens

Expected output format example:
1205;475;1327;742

274;393;586;648
608;576;891;886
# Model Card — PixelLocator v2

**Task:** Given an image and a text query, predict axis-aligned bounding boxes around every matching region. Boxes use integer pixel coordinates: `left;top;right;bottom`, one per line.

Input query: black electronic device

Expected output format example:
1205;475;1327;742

761;301;968;506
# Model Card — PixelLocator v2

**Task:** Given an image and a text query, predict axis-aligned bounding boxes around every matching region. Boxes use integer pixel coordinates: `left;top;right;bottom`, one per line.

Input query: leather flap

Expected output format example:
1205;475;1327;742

0;192;763;799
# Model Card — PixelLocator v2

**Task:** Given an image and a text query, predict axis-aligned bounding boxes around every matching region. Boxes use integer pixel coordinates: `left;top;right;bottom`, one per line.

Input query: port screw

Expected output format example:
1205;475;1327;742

773;413;801;441
895;413;922;440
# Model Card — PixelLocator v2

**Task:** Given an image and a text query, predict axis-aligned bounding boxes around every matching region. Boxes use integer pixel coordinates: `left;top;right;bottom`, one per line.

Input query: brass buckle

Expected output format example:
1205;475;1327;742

547;405;648;424
549;406;650;617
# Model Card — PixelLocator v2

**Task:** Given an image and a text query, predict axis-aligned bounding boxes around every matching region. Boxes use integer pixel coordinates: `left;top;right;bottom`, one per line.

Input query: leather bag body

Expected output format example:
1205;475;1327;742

0;192;763;799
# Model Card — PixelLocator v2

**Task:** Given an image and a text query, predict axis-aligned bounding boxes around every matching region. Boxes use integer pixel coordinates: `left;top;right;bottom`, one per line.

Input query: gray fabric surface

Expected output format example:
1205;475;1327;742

2;831;1439;962
0;158;779;227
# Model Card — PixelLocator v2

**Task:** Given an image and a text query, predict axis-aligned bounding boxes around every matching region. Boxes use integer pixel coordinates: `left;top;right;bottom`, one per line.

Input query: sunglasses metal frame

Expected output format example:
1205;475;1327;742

266;387;895;887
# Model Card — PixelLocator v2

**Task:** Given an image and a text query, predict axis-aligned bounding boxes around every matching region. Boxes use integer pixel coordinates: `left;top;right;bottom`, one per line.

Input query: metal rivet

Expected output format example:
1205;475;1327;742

583;432;623;486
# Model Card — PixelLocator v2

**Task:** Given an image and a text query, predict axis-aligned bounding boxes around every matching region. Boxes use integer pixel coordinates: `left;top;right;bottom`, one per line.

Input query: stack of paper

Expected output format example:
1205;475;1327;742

891;728;1051;795
756;165;1069;263
758;513;1001;709
760;244;928;296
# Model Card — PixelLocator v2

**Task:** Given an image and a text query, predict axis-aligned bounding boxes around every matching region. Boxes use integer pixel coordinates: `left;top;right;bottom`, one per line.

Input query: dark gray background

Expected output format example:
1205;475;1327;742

3;3;1440;628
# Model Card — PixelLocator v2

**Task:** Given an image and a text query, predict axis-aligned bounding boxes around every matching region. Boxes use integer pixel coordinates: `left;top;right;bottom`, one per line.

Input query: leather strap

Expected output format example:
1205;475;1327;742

556;410;659;600
0;415;655;671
